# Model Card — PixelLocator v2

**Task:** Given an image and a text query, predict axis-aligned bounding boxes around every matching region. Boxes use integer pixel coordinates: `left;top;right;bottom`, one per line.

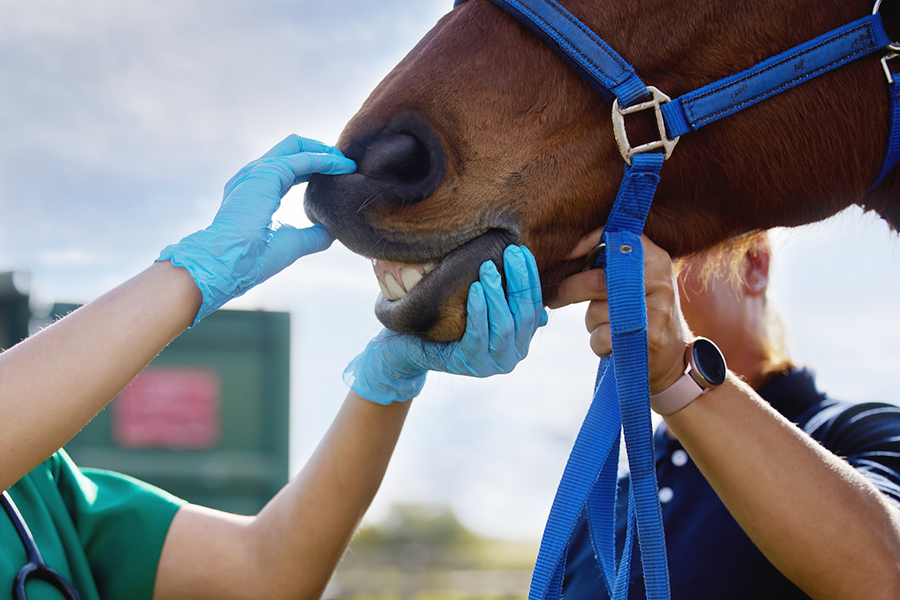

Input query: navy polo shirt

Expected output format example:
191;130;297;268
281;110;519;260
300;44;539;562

562;368;900;599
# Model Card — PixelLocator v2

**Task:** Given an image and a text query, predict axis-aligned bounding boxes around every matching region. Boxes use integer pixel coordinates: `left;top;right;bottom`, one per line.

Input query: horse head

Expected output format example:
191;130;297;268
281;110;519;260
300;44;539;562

305;0;900;341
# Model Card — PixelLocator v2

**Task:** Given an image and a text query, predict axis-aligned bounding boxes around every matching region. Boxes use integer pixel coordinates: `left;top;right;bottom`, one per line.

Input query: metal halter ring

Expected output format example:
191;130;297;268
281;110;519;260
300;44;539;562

612;86;680;165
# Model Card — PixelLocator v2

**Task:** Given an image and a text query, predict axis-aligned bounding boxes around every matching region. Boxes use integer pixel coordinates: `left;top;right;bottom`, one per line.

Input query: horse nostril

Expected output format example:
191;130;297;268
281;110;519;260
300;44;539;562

359;133;431;184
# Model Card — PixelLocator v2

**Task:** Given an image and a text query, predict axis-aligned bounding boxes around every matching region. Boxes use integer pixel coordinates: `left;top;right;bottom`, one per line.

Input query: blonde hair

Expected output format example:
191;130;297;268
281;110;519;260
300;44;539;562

675;230;793;378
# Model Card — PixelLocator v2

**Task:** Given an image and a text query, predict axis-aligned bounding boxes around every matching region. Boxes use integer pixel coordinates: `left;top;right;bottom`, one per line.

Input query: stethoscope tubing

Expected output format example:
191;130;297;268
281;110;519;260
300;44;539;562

2;490;82;600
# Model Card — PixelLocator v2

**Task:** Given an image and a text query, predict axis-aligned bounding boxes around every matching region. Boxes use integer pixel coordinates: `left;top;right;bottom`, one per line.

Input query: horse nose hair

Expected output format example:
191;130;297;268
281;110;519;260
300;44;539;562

359;133;431;183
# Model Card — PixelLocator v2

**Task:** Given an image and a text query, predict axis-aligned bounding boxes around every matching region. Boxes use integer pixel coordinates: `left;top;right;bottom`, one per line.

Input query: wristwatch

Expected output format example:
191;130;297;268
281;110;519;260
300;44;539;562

650;337;727;416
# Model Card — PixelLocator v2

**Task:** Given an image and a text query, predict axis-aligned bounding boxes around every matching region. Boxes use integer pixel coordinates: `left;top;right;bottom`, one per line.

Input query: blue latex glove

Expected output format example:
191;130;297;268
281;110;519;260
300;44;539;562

344;245;549;404
158;135;356;325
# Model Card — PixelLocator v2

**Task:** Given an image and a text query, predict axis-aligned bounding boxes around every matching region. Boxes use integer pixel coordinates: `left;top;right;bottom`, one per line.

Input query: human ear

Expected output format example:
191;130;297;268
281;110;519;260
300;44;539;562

743;235;770;296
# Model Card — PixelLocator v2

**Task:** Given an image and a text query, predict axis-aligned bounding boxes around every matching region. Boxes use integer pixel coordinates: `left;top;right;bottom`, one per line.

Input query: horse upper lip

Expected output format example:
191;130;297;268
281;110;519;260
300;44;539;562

364;227;493;264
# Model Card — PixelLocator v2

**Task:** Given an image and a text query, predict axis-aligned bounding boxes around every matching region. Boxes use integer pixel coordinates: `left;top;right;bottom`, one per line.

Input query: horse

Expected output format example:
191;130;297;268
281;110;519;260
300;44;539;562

304;0;900;342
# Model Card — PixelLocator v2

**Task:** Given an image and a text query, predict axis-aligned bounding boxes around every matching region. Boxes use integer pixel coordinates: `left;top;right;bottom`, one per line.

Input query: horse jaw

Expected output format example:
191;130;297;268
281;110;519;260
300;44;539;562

306;0;893;341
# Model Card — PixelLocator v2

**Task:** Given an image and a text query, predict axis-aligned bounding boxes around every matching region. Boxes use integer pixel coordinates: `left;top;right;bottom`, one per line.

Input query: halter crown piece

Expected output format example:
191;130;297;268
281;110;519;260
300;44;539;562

453;1;899;598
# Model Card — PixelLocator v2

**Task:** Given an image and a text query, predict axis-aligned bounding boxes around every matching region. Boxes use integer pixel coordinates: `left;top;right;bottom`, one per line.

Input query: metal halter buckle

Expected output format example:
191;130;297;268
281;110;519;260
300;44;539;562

882;52;900;84
612;86;679;165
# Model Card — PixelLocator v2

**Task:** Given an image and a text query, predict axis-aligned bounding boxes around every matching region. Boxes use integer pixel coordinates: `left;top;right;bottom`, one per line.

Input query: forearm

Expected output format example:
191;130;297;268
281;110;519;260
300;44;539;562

249;392;410;597
155;392;410;600
0;261;200;489
665;373;900;599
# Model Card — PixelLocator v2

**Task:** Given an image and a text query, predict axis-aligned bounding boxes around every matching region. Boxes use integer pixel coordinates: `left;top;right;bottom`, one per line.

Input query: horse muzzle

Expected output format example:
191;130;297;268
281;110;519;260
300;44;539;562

304;116;517;341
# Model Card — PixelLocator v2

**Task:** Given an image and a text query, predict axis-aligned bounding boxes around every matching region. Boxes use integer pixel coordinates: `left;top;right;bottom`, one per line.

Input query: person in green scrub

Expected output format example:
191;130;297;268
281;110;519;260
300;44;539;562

0;135;548;600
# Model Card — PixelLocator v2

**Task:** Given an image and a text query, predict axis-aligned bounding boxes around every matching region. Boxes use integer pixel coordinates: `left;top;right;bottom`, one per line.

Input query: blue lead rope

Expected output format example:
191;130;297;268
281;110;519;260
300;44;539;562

528;153;668;600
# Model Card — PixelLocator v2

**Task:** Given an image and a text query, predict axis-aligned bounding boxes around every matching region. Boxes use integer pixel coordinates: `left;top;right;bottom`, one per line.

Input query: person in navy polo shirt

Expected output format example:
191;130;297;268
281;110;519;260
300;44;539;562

551;230;900;599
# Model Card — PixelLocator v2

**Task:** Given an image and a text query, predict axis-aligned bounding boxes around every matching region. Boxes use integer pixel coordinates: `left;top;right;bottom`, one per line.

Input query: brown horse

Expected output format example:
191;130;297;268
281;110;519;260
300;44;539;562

305;0;900;341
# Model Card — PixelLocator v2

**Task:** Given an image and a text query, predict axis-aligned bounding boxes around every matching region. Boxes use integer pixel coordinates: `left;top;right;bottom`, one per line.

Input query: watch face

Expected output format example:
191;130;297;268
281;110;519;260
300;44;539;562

692;338;727;387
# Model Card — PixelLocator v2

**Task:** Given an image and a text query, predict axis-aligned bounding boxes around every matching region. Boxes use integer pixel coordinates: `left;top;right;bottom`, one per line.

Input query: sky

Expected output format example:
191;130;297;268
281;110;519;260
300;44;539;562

2;0;899;541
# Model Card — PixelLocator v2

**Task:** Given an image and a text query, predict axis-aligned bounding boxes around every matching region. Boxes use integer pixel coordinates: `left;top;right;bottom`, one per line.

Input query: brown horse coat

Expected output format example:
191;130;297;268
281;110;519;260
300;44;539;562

305;0;900;340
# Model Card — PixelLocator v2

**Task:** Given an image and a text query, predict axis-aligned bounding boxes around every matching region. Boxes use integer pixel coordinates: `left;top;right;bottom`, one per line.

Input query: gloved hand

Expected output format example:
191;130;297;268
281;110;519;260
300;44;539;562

158;135;356;325
344;245;549;404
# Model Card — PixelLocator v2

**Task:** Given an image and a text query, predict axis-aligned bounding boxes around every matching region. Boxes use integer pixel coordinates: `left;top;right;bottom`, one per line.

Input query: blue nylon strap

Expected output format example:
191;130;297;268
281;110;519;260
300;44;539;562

661;14;890;138
466;0;648;107
526;153;669;600
586;409;621;595
526;357;622;600
872;73;900;188
601;153;669;600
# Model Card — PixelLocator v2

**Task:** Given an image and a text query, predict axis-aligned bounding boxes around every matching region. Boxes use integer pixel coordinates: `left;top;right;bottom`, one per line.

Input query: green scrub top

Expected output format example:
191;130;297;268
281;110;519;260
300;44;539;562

1;450;184;600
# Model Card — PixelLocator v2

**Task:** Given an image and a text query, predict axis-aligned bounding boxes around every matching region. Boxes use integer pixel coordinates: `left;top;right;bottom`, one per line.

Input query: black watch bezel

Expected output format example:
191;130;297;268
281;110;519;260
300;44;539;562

688;337;727;389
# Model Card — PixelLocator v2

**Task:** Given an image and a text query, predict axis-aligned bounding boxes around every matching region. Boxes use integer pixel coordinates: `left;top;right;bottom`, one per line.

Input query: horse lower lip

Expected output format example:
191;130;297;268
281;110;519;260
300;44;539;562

373;229;517;339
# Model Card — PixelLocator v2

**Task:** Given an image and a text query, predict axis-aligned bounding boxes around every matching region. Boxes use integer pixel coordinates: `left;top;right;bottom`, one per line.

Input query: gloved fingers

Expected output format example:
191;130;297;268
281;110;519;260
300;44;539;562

478;259;514;359
272;222;335;259
502;246;543;358
222;152;355;202
260;134;347;159
454;280;491;375
520;245;549;327
288;151;357;186
221;157;298;212
260;223;336;281
236;153;354;198
223;134;349;195
301;222;335;253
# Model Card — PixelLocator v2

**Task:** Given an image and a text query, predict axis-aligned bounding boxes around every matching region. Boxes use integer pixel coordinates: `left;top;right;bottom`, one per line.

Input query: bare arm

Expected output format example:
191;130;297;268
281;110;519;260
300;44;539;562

666;375;900;599
0;136;355;491
551;231;900;599
0;261;200;490
151;244;548;600
153;391;411;600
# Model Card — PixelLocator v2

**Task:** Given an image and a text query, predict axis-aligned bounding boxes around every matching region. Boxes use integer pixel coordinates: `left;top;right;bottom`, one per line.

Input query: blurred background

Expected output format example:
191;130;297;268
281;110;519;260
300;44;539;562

2;2;899;597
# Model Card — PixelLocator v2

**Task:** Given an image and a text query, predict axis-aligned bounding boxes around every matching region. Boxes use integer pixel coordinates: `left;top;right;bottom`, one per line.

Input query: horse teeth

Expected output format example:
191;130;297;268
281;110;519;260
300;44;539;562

423;262;437;274
400;266;424;292
377;276;389;299
380;272;407;300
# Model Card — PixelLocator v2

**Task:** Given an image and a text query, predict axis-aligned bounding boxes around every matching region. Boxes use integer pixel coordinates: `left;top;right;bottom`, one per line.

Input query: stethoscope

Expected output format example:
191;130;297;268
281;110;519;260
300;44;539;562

1;490;82;600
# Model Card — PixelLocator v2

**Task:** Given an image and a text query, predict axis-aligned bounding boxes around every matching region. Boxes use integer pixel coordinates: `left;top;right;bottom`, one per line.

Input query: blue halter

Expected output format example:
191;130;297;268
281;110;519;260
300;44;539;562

452;1;899;598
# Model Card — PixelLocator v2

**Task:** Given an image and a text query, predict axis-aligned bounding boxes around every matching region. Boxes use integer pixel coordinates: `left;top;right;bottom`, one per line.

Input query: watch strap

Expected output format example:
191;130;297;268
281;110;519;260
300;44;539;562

649;362;704;416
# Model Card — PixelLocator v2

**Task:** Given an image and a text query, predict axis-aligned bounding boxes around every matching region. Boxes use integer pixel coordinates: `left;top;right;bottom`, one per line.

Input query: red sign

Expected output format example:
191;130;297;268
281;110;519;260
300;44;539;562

113;367;221;449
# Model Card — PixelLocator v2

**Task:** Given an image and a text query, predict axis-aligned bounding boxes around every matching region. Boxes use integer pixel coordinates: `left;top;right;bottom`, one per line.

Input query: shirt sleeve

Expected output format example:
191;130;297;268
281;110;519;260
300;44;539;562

53;450;186;600
801;401;900;506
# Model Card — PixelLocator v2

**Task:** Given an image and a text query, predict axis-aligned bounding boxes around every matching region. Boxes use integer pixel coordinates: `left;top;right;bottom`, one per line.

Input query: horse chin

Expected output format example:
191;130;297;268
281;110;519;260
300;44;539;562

372;229;517;341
